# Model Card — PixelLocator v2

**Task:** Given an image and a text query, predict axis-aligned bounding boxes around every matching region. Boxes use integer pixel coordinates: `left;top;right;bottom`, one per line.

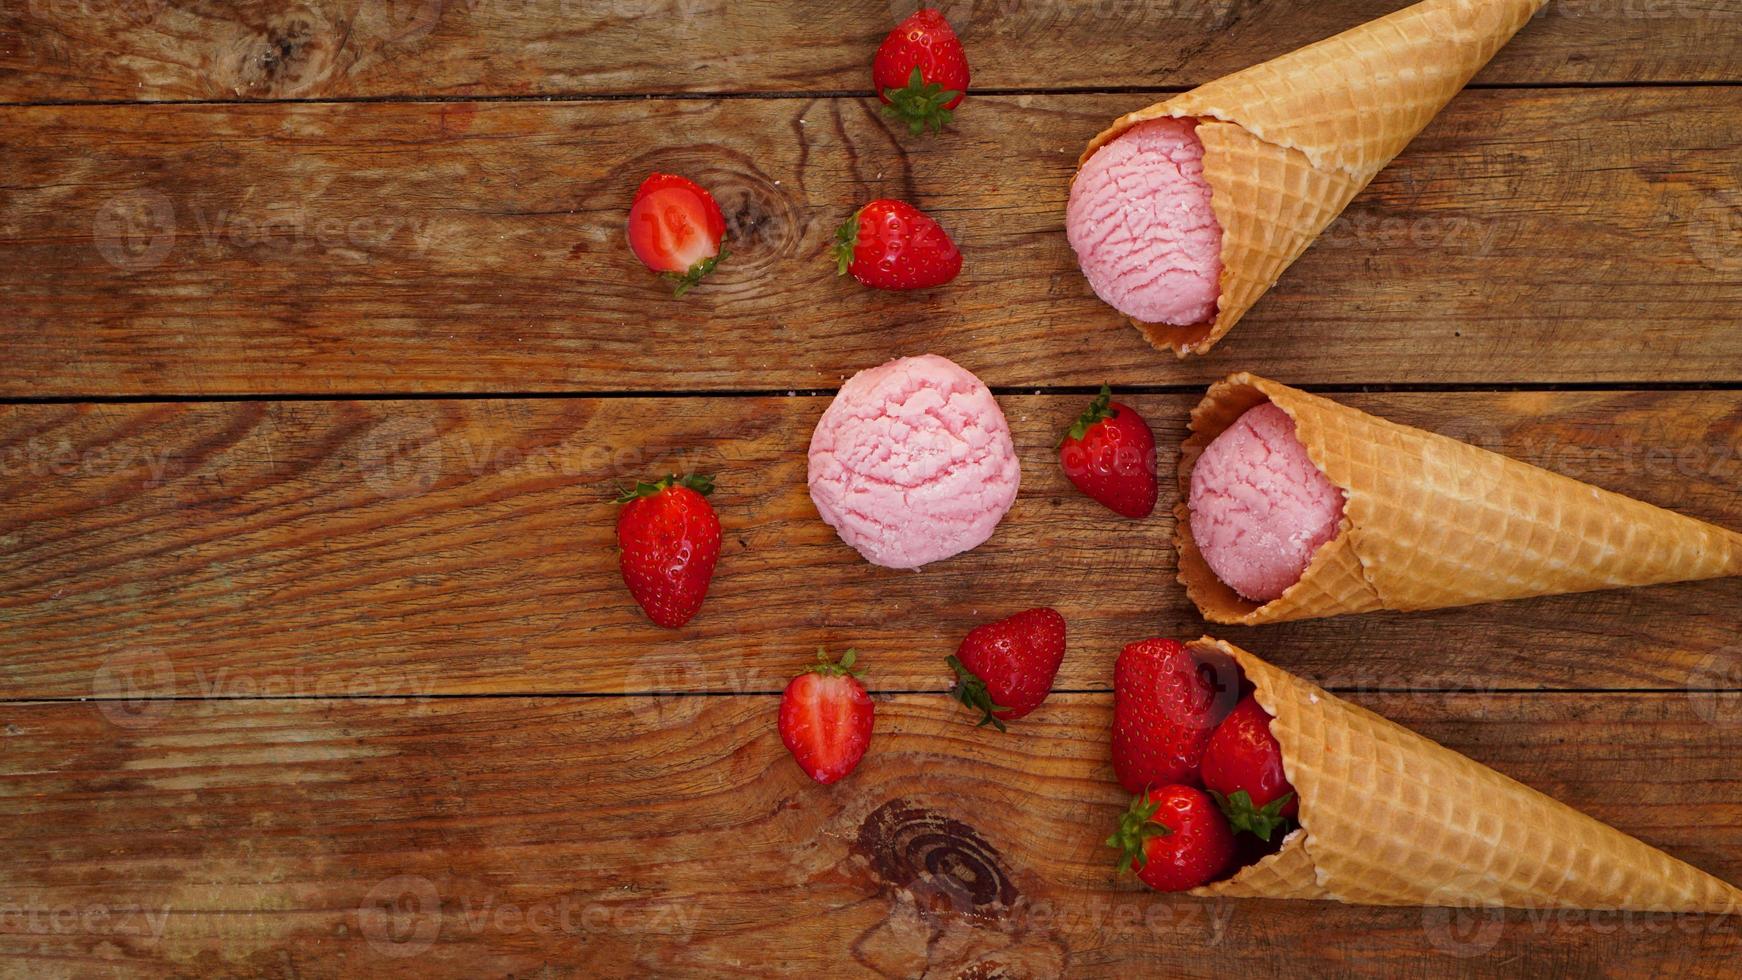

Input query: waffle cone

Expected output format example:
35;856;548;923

1187;638;1742;911
1077;0;1546;355
1177;374;1742;624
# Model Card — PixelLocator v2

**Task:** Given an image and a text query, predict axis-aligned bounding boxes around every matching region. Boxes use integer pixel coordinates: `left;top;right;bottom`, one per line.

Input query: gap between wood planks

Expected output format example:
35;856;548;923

19;688;1742;704
3;78;1740;110
5;380;1742;407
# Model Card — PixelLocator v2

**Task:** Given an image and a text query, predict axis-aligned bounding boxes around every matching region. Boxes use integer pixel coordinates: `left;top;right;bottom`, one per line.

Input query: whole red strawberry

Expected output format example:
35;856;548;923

1111;639;1237;794
1202;695;1298;840
947;607;1067;731
873;8;970;135
1106;785;1236;892
835;199;962;290
626;173;728;295
1059;385;1157;519
615;474;721;628
779;648;875;785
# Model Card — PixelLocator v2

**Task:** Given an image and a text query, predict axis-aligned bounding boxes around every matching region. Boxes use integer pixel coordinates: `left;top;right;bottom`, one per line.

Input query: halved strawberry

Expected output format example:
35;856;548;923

779;649;875;785
626;172;728;296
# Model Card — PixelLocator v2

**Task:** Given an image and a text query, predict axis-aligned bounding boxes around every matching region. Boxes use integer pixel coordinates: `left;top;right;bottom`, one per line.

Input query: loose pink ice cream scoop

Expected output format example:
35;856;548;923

808;355;1021;570
1067;117;1223;327
1188;402;1345;603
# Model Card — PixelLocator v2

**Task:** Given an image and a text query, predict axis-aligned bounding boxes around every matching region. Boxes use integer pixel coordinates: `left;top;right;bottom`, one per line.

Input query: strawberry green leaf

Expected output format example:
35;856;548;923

880;66;959;136
946;655;1011;732
833;211;861;276
1061;384;1117;447
662;248;729;297
1210;789;1294;842
614;473;715;503
1106;792;1172;873
808;647;865;679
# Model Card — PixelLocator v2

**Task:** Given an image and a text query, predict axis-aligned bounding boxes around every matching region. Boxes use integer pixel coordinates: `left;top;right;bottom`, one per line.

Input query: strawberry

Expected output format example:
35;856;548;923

615;474;721;628
834;199;962;290
1202;695;1298;840
947;607;1067;731
873;8;970;135
1106;785;1236;892
779;648;875;785
1058;385;1157;519
626;173;728;296
1111;639;1237;794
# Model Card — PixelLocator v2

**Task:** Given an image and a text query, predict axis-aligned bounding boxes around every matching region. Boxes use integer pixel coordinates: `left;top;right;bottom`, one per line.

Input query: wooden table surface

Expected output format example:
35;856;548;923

3;1;1740;975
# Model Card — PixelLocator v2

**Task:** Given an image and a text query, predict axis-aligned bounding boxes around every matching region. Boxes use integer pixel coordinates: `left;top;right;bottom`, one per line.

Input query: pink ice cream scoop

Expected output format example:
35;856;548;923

1067;117;1223;327
808;354;1021;570
1188;402;1345;602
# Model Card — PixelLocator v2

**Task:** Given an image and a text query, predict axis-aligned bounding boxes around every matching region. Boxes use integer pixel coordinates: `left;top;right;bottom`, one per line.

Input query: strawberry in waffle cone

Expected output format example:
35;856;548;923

1194;638;1742;910
1068;0;1547;356
1175;373;1742;624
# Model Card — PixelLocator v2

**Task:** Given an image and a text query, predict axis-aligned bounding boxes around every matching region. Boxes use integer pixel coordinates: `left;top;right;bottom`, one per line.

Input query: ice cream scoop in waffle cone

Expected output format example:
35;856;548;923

1076;0;1547;356
1176;373;1742;625
1189;638;1742;911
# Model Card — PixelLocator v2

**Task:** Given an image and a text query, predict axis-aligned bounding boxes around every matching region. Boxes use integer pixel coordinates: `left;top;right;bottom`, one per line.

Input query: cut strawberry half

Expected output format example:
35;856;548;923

626;172;728;296
778;649;875;785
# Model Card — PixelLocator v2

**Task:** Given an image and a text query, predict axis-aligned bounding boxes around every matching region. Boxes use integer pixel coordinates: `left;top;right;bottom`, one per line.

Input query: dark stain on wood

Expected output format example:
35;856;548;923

856;799;1020;915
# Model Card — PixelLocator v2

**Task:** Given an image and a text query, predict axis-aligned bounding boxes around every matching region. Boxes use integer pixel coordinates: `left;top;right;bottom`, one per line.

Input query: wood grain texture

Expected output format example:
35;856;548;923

4;390;1739;699
4;0;1740;104
4;2;1737;976
3;88;1738;398
2;693;1738;975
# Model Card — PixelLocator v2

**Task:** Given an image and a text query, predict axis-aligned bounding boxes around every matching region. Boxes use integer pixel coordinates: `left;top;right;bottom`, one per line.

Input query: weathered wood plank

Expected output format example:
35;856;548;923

2;0;1738;104
3;88;1738;398
1;693;1738;975
3;390;1738;699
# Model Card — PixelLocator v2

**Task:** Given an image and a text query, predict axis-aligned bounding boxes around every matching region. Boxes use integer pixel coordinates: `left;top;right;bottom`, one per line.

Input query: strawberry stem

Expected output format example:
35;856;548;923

807;647;865;679
880;66;959;136
663;248;728;297
1210;789;1294;842
1106;792;1172;873
946;655;1011;732
614;473;715;504
1061;384;1117;447
832;211;861;276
